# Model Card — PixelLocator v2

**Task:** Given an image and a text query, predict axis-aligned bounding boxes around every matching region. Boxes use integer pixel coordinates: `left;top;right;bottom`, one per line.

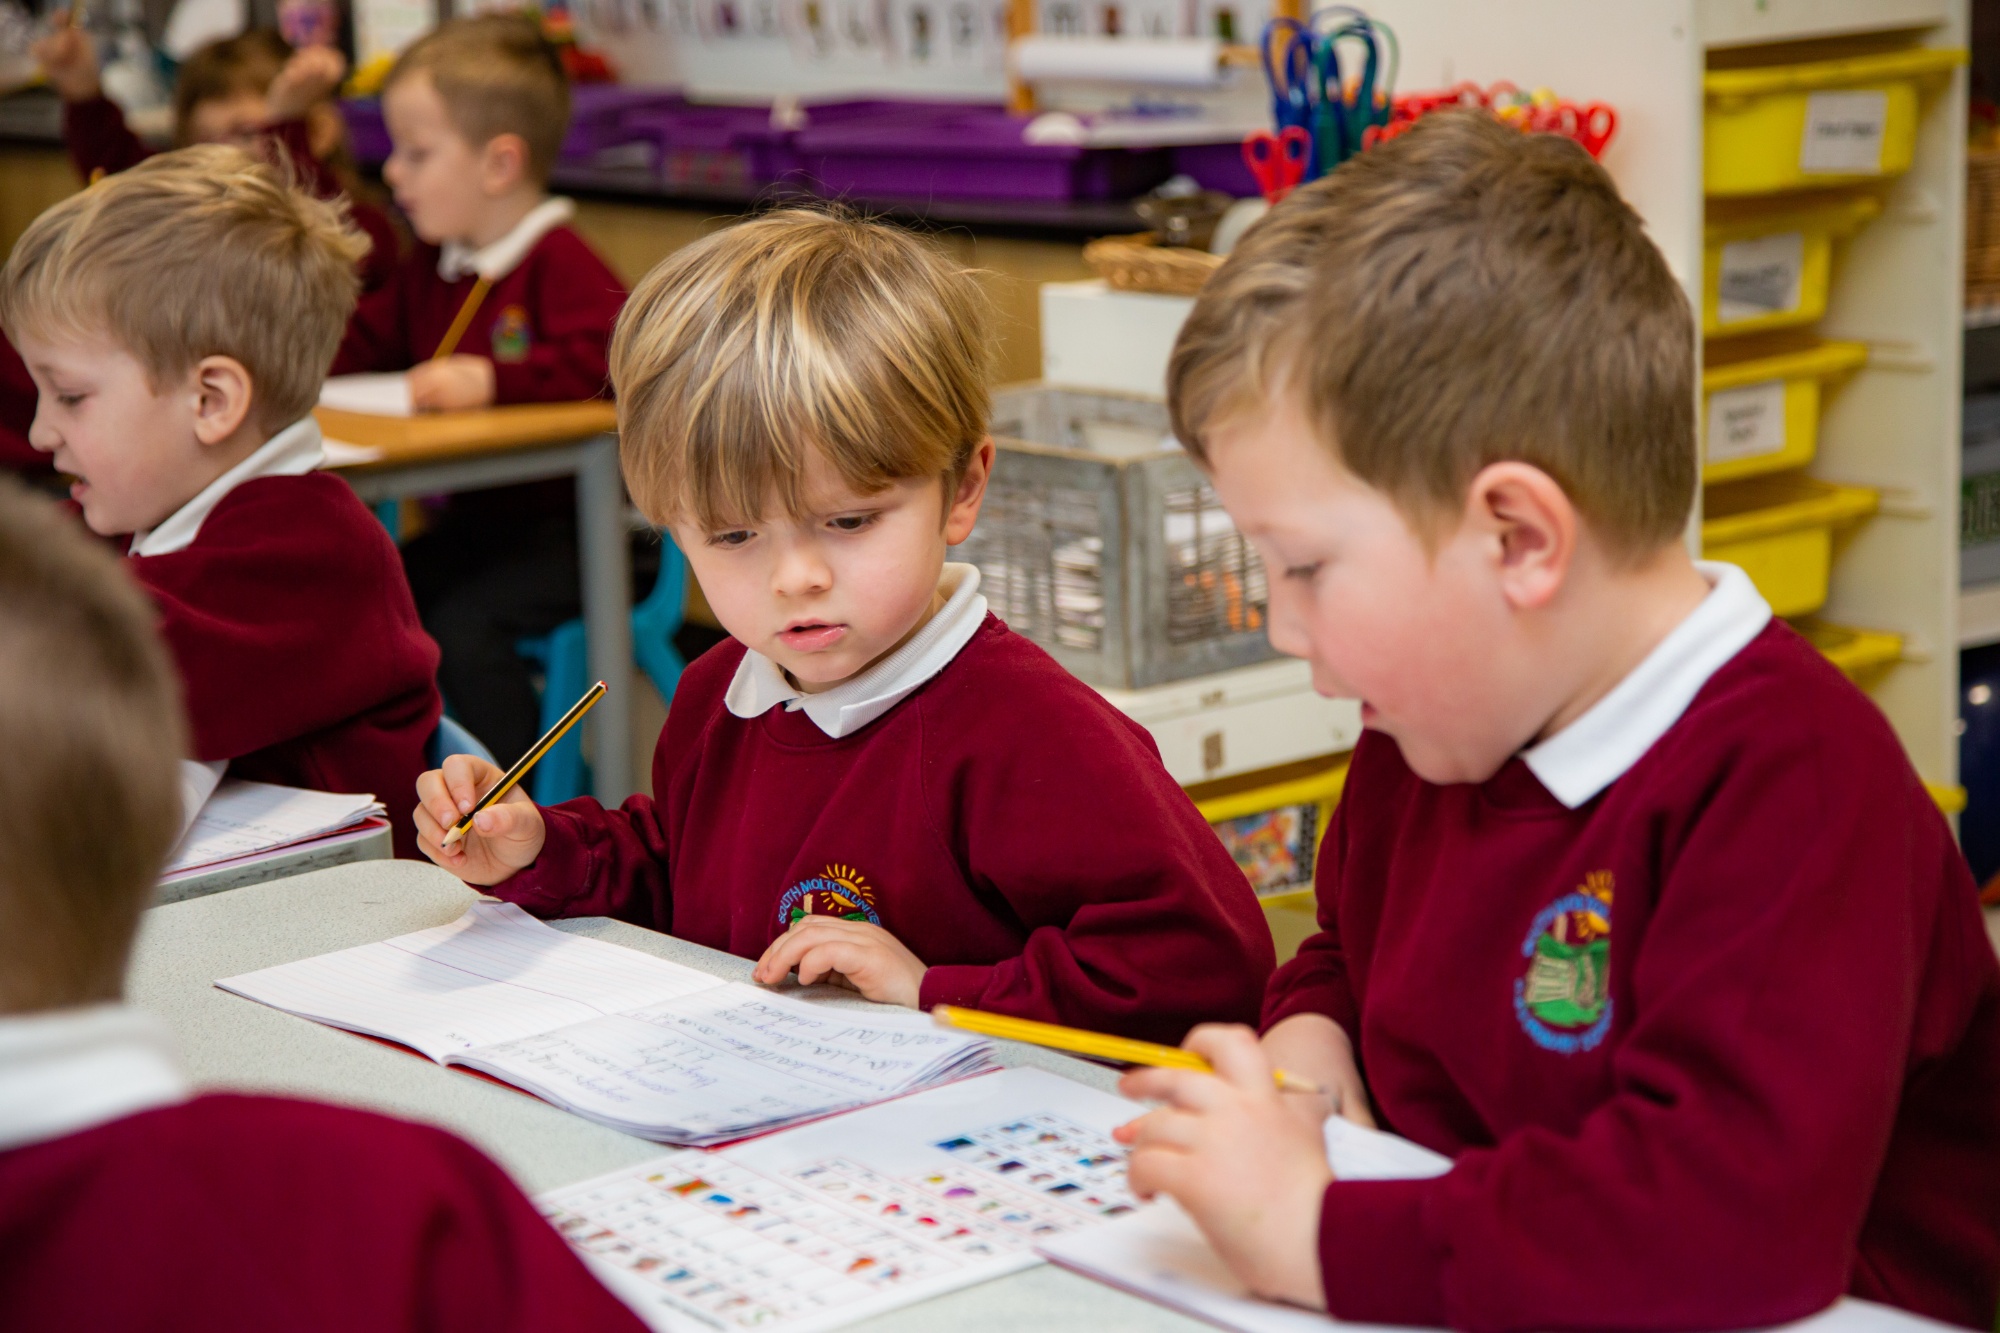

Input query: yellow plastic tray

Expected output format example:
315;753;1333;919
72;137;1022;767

1197;757;1348;909
1701;475;1879;617
1704;47;1965;196
1702;340;1867;484
1703;195;1880;337
1795;618;1902;686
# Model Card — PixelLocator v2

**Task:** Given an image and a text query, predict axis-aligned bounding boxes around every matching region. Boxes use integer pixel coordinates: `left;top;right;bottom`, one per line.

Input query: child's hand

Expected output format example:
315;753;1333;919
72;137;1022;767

265;45;348;123
1115;1025;1333;1311
34;15;101;103
409;356;496;411
1261;1012;1375;1132
751;916;928;1007
413;753;545;884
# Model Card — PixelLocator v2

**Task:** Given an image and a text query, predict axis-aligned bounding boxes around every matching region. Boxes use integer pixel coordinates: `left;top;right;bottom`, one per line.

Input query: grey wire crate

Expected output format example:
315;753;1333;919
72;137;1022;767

955;384;1277;689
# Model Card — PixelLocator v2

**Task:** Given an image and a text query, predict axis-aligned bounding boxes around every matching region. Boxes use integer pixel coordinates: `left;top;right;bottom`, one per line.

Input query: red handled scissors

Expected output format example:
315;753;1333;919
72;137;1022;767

1242;125;1311;204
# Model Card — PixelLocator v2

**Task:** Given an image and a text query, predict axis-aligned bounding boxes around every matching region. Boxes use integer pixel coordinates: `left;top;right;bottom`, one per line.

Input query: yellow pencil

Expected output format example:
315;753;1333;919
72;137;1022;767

432;275;492;360
440;680;605;847
931;1005;1330;1096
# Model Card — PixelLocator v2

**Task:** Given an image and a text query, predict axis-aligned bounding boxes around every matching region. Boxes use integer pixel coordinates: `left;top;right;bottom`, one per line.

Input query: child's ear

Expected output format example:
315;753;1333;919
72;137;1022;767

189;355;254;448
479;133;532;196
942;436;995;546
1464;461;1575;611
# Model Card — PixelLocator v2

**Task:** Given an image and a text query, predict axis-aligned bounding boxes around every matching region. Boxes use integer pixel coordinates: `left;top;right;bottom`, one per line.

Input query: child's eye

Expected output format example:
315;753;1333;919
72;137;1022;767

1284;561;1322;581
828;513;878;533
54;393;83;409
706;529;753;548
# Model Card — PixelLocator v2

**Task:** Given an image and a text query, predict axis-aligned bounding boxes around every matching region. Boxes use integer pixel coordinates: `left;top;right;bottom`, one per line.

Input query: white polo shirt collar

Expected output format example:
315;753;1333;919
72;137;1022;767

439;197;575;284
725;563;988;739
1522;561;1772;808
0;1004;190;1153
128;414;325;558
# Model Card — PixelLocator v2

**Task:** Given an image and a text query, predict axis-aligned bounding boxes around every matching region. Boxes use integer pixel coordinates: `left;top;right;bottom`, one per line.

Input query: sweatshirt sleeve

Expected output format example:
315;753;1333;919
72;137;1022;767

61;94;149;180
1311;722;1977;1333
487;233;626;405
914;682;1275;1045
333;258;417;374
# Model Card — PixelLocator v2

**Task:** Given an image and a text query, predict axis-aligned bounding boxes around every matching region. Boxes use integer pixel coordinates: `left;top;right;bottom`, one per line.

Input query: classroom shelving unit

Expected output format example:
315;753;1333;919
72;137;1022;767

1361;0;1969;795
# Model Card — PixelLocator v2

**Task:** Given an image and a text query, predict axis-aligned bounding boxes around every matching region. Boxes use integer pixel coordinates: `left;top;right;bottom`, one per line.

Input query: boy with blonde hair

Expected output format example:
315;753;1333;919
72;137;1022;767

0;147;441;855
0;480;644;1331
1114;112;2000;1330
416;209;1273;1042
333;12;630;765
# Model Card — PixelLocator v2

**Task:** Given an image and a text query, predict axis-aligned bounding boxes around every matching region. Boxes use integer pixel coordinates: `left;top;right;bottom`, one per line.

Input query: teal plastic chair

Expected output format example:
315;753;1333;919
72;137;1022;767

427;713;497;768
515;535;688;804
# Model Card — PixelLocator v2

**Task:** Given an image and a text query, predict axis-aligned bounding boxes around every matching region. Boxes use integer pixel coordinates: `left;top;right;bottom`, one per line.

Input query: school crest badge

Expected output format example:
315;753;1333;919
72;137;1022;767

1513;870;1614;1054
777;863;881;927
489;304;533;363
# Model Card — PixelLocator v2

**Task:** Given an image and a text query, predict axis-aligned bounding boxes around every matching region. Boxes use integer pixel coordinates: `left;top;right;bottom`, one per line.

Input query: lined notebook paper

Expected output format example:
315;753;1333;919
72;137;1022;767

539;1067;1145;1333
164;779;385;877
217;902;996;1144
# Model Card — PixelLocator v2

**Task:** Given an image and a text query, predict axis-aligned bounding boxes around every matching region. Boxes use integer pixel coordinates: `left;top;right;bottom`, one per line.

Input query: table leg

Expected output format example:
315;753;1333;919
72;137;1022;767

577;434;634;804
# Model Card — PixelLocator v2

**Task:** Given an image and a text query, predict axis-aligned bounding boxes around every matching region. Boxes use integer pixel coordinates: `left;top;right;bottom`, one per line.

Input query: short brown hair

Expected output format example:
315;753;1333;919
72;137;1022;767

172;28;289;146
1169;110;1695;557
611;208;992;529
0;481;184;1012
0;144;366;433
387;15;570;184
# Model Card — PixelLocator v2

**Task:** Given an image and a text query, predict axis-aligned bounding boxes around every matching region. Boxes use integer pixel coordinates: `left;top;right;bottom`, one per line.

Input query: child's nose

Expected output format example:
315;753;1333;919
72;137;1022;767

771;544;833;597
26;409;59;453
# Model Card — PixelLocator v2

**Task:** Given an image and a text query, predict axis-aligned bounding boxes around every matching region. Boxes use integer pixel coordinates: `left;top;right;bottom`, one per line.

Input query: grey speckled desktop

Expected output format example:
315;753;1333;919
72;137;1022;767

127;860;1210;1333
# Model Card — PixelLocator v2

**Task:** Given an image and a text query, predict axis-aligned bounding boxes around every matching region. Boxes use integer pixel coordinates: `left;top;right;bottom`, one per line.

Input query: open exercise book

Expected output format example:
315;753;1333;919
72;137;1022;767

164;778;386;880
216;902;996;1145
537;1066;1145;1333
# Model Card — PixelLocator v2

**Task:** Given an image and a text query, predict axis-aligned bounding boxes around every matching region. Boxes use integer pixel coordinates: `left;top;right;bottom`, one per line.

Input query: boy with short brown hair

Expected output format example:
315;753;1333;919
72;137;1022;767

415;208;1275;1043
0;146;441;855
0;478;643;1330
1115;111;2000;1330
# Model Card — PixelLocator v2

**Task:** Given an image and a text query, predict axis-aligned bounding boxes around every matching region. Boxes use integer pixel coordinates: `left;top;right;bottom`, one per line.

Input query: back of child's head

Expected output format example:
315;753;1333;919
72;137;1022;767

386;14;570;184
1170;109;1695;559
0;144;367;434
0;481;183;1012
610;208;991;528
172;28;290;145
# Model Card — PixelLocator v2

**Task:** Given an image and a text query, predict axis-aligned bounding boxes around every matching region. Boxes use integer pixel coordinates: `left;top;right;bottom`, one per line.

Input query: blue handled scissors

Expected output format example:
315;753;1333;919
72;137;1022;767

1308;8;1396;171
1259;17;1318;174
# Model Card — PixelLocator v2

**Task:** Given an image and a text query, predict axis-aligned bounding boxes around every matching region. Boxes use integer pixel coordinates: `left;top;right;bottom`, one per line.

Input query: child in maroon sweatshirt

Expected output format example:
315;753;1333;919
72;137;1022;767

34;21;401;292
1113;113;2000;1331
0;146;441;856
330;14;630;762
414;209;1274;1044
0;480;642;1332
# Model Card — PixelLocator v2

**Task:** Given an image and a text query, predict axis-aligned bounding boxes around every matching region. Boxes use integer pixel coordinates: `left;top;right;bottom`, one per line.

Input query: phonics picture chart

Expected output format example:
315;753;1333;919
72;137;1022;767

539;1068;1147;1332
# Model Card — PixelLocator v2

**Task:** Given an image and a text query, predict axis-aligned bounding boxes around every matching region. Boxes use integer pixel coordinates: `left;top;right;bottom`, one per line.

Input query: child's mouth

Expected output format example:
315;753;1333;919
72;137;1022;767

779;622;847;653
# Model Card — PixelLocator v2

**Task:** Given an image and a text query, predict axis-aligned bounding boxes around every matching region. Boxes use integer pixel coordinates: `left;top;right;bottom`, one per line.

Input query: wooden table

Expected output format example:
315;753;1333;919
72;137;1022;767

315;402;636;803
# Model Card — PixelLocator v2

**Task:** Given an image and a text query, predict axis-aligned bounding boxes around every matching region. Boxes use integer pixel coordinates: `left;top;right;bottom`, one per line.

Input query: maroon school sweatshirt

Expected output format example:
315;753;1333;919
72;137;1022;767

493;617;1276;1043
331;226;626;404
126;473;442;856
61;94;403;293
0;332;42;477
0;1093;645;1330
1265;621;2000;1331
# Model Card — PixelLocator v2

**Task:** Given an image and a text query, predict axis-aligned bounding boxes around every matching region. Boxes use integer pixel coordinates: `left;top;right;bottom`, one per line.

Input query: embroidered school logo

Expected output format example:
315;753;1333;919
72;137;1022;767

1513;870;1614;1054
776;863;881;927
489;304;533;363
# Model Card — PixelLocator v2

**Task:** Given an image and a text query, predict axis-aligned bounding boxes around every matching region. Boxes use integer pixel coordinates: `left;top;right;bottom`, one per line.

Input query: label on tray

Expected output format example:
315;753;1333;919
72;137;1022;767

1706;380;1788;465
1800;91;1888;174
1717;230;1805;323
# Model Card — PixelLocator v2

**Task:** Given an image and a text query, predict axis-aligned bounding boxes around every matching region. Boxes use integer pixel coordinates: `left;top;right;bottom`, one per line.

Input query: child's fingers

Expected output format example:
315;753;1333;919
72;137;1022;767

1123;1137;1196;1203
415;766;461;833
1118;1065;1228;1111
1180;1023;1275;1091
469;798;539;850
440;753;497;814
751;930;815;984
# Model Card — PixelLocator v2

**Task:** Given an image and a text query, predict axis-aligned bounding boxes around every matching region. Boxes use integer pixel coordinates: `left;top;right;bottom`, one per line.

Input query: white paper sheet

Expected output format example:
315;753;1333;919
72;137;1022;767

164;779;384;876
319;372;414;417
217;903;996;1143
319;438;388;466
541;1067;1147;1333
176;759;227;836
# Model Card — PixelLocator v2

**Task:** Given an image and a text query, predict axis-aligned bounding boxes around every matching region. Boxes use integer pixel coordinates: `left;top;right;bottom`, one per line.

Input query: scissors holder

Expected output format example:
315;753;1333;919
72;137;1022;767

956;385;1279;689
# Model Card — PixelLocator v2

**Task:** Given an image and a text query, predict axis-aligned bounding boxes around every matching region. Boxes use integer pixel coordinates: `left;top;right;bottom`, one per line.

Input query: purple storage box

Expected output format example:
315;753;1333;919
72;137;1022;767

561;85;686;163
620;102;774;189
340;97;389;167
1172;141;1260;198
795;104;1171;202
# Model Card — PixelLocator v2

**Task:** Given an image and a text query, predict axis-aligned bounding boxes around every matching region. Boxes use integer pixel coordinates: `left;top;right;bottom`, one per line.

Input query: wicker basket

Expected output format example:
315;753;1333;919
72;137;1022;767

1968;147;2000;309
1083;232;1225;297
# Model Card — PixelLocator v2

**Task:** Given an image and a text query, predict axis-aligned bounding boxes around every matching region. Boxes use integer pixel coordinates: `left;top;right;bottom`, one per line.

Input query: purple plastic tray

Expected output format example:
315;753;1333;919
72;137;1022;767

1172;140;1260;198
796;105;1171;202
341;98;389;166
340;89;684;169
